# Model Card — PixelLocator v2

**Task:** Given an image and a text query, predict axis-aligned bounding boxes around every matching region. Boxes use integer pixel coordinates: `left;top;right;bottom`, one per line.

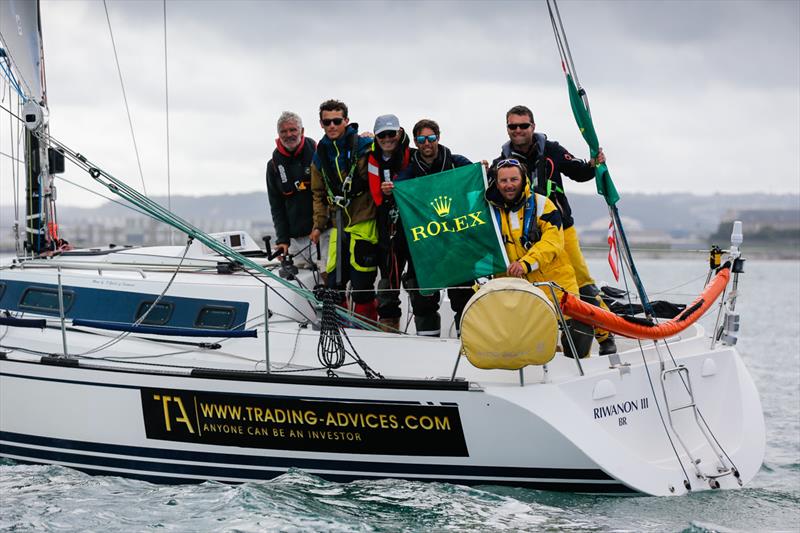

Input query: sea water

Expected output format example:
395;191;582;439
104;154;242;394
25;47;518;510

1;258;798;532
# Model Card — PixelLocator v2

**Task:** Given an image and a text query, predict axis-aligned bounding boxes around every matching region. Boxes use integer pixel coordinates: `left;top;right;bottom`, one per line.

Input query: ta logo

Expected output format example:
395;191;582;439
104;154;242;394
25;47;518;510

153;393;196;434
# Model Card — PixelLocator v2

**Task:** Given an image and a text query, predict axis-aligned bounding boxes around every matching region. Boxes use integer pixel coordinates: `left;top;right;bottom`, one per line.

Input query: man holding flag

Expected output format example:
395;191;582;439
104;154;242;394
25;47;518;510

496;105;616;355
366;114;441;336
485;158;593;359
394;119;476;335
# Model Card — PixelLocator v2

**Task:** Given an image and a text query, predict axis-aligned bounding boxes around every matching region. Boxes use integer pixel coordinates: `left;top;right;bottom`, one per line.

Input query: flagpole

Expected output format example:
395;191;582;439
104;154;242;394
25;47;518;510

547;0;654;317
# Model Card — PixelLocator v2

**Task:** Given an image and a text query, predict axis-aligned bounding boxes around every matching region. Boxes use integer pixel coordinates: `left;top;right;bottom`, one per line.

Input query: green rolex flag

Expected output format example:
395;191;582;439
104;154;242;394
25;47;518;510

393;163;508;290
566;72;620;206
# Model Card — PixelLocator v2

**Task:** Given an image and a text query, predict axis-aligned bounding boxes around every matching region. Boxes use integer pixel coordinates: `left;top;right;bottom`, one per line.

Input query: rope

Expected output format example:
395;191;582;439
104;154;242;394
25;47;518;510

313;286;383;379
314;287;346;375
102;0;147;196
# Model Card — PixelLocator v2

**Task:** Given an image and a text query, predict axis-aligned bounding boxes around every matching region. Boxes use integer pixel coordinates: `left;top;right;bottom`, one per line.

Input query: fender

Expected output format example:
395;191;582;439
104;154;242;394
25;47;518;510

560;264;731;340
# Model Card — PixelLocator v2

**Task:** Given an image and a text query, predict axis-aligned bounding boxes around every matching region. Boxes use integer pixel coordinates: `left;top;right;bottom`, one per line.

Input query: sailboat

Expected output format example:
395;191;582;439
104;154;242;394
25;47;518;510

0;0;764;496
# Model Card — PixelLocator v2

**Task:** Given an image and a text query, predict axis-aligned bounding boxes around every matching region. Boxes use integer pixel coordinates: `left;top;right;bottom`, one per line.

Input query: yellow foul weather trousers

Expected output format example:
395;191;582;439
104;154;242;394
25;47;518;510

563;225;611;343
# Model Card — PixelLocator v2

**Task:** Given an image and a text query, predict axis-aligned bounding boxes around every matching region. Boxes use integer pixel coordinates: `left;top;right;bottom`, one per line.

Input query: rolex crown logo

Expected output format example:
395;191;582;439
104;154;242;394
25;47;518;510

430;195;452;217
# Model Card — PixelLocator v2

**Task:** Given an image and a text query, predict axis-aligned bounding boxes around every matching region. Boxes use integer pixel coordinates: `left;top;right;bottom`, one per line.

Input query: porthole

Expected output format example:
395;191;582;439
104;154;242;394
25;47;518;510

195;306;235;329
19;287;75;313
135;301;174;326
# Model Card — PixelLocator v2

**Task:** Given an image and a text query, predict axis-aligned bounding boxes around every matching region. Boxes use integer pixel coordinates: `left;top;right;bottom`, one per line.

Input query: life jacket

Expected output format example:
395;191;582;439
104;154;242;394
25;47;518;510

491;190;543;251
270;137;316;196
367;131;410;206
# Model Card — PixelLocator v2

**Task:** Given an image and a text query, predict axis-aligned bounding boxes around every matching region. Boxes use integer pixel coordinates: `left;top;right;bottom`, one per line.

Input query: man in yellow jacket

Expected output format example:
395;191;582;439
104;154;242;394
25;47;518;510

486;158;593;358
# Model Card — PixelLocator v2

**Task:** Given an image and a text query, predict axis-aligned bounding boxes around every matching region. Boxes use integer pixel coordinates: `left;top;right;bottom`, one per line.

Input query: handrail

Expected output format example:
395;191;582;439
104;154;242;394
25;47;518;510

72;318;258;338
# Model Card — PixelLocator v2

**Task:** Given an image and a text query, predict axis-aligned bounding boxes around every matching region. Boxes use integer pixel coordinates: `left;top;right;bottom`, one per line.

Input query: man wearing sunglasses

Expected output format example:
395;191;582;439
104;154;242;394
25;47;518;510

486;158;593;359
497;105;616;355
266;111;326;273
365;115;440;336
396;119;473;335
310;99;378;322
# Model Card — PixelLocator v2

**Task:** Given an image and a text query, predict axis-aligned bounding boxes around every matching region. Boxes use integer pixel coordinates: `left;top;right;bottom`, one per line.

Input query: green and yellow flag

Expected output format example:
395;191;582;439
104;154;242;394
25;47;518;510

566;72;620;206
393;163;508;290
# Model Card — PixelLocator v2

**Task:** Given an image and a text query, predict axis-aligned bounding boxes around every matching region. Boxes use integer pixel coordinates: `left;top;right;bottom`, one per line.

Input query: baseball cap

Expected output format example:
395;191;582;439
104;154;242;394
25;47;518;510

373;114;400;135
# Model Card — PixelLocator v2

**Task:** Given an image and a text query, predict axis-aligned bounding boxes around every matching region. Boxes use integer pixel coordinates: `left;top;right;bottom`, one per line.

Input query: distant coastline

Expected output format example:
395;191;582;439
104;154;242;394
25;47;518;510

2;191;797;258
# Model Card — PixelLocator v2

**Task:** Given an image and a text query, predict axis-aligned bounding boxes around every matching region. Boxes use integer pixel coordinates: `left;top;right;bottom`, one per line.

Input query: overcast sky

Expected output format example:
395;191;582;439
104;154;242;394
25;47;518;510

2;0;799;209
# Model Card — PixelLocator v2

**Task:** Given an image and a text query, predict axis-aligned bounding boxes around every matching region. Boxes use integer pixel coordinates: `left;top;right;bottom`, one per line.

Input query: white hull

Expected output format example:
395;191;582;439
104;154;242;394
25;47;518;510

0;297;764;495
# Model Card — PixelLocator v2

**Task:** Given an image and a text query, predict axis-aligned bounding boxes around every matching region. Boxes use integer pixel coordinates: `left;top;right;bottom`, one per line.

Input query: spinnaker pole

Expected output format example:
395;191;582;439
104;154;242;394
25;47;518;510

546;0;654;316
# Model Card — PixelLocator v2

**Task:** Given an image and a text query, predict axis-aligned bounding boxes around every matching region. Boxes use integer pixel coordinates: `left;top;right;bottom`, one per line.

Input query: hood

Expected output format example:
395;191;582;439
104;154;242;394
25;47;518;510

275;135;308;157
318;123;372;156
500;132;548;160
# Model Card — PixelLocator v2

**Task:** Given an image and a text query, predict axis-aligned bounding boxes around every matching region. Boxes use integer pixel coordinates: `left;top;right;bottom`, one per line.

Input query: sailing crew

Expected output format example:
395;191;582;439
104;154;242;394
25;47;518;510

496;105;617;355
486;158;592;359
396;119;473;335
266;111;328;274
367;114;440;336
309;99;379;322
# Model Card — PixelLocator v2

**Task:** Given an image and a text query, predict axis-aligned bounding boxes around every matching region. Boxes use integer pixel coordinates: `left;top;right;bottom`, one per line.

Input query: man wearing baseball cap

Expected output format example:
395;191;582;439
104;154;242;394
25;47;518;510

366;114;440;336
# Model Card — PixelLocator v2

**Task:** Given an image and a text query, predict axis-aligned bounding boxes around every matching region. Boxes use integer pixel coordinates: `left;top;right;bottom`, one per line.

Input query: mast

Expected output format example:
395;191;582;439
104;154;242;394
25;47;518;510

1;0;63;256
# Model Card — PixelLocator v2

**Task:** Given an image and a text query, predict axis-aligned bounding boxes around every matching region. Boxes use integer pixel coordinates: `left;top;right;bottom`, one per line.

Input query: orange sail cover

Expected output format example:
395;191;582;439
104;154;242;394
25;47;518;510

560;265;731;340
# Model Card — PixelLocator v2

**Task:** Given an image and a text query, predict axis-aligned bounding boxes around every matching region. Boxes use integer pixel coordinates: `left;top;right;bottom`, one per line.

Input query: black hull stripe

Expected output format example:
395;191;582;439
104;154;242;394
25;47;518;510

0;370;424;405
2;355;470;391
0;431;615;481
2;447;636;494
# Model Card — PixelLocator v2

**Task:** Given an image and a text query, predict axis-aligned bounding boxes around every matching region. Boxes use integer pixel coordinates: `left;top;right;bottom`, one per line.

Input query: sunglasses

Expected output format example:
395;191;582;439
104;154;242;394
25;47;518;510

415;134;438;144
506;123;532;130
322;118;345;126
376;130;398;140
496;158;522;168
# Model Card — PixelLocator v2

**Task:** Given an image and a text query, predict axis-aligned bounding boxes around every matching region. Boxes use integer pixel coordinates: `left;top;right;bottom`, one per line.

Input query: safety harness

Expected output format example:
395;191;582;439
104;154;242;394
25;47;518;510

317;130;364;209
492;192;542;251
270;137;316;196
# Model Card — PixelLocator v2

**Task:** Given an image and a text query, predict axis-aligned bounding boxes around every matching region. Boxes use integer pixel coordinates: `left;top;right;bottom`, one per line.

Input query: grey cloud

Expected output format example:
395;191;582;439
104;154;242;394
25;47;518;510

27;0;800;207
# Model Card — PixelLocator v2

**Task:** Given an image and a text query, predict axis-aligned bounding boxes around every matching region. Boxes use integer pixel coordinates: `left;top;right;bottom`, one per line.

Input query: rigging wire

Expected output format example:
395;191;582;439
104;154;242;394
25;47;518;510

0;56;26;100
34;129;378;331
163;0;173;244
102;0;148;196
613;238;691;483
6;83;21;255
53;175;152;217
